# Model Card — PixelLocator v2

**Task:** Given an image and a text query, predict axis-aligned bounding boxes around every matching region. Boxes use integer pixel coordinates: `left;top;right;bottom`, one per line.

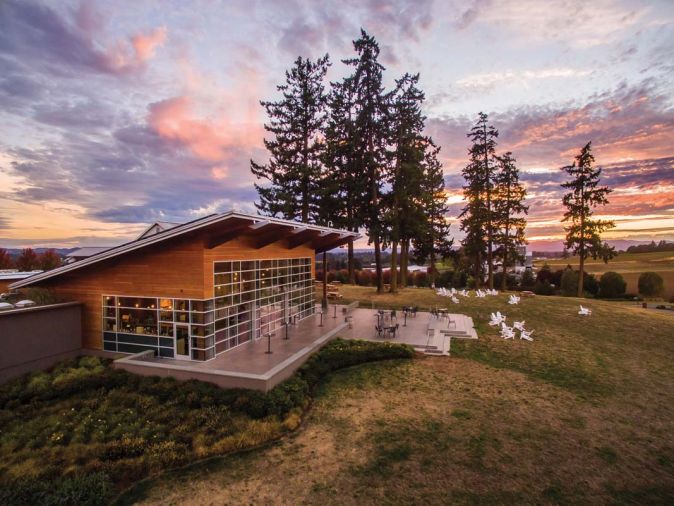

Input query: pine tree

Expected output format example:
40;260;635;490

459;112;498;288
251;54;331;222
561;142;616;297
385;73;426;293
493;152;528;290
323;77;360;283
412;139;453;287
342;30;389;293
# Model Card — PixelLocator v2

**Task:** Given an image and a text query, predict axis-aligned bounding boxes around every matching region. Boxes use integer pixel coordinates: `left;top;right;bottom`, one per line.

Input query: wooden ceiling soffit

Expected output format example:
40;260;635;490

204;219;254;249
288;228;321;248
251;226;291;248
315;233;354;253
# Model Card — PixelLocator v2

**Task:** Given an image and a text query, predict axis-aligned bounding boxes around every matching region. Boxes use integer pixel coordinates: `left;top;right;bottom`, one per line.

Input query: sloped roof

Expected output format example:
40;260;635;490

9;211;359;289
65;246;111;258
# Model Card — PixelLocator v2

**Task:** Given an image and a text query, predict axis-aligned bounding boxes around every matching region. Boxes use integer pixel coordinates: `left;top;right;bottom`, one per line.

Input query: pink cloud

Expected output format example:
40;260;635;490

131;26;167;62
101;26;167;73
146;94;265;177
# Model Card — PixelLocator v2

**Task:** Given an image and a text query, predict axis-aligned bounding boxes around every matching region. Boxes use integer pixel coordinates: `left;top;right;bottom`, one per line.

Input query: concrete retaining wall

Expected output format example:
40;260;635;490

0;302;82;383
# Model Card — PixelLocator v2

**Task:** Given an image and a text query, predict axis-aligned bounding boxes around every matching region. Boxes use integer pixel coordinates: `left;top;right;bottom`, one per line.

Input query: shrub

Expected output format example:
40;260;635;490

0;472;112;506
598;271;627;299
584;273;600;296
560;269;579;296
493;272;518;290
436;270;453;288
536;264;553;284
520;269;535;289
638;272;665;297
451;269;467;288
413;271;428;287
25;287;60;306
533;280;555;295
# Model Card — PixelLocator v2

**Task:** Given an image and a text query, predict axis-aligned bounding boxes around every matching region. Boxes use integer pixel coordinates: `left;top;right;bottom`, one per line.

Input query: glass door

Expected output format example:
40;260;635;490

174;324;190;360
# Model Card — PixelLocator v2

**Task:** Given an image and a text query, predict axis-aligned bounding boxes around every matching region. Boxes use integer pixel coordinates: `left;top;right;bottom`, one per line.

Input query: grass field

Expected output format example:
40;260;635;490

534;251;674;298
127;286;674;505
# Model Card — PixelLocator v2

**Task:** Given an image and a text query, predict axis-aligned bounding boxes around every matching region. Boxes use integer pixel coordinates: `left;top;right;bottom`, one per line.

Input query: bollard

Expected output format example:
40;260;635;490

333;305;337;319
319;311;324;327
265;333;273;354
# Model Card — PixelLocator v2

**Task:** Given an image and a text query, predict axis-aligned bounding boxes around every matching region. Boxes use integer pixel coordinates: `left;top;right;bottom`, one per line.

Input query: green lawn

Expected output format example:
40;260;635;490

128;286;674;505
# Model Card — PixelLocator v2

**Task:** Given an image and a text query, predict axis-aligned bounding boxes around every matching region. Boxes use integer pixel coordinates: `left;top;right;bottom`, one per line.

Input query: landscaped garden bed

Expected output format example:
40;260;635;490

0;339;414;505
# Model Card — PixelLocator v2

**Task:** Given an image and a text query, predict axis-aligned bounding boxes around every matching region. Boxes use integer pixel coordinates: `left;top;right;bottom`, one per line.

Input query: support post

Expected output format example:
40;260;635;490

319;311;324;327
333;305;337;319
265;333;273;354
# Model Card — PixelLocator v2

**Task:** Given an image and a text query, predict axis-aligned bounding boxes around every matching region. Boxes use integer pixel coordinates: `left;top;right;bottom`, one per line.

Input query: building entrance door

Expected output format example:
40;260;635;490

174;324;190;359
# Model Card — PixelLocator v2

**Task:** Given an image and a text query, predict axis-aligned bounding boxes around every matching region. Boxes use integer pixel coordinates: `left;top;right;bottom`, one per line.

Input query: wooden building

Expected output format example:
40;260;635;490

10;212;358;362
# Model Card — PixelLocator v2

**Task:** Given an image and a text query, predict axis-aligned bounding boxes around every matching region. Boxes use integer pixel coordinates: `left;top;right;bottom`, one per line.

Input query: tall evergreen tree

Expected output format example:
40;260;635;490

561;142;616;297
412;139;453;287
493;152;528;290
251;54;331;222
385;73;426;293
459;112;498;287
323;77;360;284
342;29;389;293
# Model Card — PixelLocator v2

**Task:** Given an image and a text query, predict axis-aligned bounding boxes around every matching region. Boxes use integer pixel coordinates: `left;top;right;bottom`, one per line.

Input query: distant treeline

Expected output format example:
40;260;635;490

624;240;674;254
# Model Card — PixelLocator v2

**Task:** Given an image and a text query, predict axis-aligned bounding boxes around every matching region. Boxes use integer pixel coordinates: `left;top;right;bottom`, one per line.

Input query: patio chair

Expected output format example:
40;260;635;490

519;329;534;341
451;296;459;304
500;323;515;340
513;320;526;331
375;325;384;338
578;305;592;316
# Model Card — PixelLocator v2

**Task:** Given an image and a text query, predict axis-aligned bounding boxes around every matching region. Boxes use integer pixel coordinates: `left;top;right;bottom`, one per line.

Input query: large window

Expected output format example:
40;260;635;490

212;257;314;355
101;257;314;361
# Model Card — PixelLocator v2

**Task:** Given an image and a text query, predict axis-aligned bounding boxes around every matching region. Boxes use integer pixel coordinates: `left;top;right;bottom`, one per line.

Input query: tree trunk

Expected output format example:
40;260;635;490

374;237;383;293
389;241;398;293
501;240;508;291
322;251;328;308
430;249;436;288
347;238;355;284
400;240;408;288
578;208;585;297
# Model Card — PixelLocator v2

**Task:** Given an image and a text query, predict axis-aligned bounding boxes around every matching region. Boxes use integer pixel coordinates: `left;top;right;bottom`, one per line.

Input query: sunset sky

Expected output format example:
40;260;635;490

0;0;673;251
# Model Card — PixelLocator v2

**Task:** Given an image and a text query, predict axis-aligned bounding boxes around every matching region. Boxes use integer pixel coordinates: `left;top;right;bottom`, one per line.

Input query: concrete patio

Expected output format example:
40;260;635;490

114;303;477;391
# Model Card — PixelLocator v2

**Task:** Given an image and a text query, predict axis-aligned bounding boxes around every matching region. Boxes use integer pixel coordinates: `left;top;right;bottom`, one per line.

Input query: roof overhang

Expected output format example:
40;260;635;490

9;211;360;289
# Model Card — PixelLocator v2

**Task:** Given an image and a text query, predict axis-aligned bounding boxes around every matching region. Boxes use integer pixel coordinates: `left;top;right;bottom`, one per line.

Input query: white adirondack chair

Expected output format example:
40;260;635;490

578;305;592;316
451;296;460;304
500;323;515;339
513;320;526;331
508;295;520;305
519;329;534;341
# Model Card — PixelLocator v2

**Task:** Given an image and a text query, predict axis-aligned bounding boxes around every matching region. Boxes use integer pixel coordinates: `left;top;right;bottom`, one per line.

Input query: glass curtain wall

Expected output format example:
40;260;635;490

102;257;314;361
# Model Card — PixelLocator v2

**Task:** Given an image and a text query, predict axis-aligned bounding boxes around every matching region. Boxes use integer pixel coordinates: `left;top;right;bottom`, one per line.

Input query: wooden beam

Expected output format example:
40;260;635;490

250;220;270;230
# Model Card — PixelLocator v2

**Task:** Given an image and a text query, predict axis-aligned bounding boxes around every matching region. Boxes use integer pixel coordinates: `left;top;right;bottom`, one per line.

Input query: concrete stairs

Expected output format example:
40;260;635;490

415;314;478;356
